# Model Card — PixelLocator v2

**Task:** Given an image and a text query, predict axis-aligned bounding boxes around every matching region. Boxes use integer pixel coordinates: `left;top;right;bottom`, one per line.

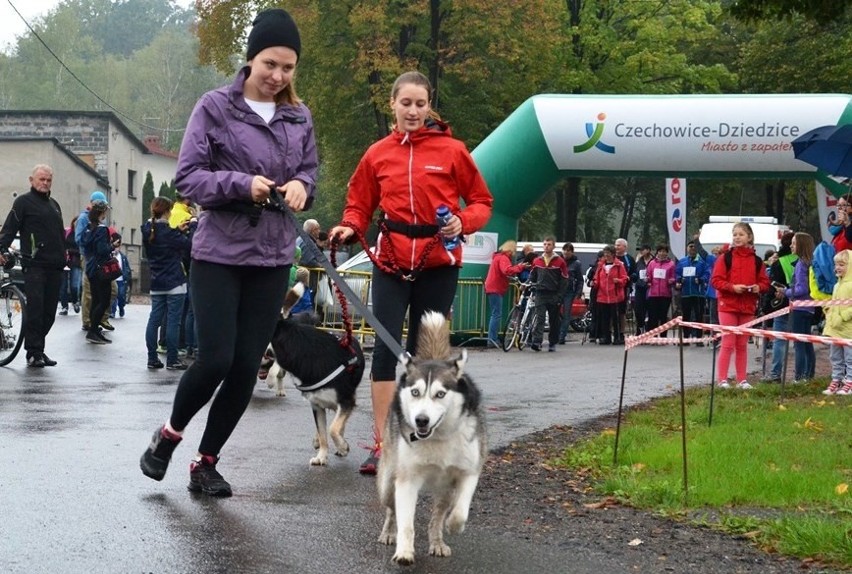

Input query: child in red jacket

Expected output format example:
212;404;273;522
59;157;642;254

710;223;770;389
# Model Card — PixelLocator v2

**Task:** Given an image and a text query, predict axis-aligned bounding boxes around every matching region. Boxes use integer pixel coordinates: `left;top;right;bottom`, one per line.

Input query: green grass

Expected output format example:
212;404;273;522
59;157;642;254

553;380;852;568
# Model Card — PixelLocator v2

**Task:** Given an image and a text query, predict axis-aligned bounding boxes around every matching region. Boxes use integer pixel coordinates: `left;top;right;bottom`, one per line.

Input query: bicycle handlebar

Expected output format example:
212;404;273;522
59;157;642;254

1;250;18;271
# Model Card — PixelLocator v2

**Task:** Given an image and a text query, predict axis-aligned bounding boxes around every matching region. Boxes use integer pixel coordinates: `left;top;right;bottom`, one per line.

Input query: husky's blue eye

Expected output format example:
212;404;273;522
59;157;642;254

435;391;446;399
411;389;420;397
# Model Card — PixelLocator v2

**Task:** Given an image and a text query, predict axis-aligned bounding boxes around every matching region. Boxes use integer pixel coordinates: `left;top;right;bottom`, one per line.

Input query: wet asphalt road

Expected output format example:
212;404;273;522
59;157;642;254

0;305;724;573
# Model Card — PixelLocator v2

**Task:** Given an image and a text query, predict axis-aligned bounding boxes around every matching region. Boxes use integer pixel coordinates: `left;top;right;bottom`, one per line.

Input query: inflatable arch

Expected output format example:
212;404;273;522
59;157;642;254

462;93;852;277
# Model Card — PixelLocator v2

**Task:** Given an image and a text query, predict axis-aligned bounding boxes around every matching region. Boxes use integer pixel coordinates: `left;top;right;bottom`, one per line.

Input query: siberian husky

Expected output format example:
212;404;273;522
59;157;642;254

267;283;365;466
377;311;487;565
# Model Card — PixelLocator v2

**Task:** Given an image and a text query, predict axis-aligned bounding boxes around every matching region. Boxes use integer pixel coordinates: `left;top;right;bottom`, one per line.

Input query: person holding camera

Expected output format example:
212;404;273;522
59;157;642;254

829;194;852;253
139;8;316;497
710;222;770;389
0;164;64;367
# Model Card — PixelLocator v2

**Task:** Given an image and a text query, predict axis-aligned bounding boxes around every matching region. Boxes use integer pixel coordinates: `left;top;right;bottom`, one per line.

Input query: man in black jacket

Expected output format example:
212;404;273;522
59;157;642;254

0;165;65;367
529;237;568;352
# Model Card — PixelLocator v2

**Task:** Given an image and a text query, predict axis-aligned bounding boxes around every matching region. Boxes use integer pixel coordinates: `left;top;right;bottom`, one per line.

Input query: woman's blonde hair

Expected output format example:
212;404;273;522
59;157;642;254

274;80;301;106
499;240;517;254
295;266;310;283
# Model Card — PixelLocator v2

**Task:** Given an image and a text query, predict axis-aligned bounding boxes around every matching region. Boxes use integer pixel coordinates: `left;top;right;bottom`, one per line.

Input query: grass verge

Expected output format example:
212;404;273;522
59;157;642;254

553;380;852;569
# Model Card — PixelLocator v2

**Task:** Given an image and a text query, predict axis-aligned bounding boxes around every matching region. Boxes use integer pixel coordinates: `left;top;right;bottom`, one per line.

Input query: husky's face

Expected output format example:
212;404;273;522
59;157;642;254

398;352;468;440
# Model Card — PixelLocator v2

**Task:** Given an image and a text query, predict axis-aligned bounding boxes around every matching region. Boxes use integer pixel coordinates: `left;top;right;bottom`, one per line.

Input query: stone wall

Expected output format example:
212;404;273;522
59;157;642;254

0;113;110;176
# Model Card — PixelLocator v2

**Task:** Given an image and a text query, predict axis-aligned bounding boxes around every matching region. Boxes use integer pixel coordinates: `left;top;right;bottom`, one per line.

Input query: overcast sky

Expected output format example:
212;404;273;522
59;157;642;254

0;0;193;52
0;0;60;49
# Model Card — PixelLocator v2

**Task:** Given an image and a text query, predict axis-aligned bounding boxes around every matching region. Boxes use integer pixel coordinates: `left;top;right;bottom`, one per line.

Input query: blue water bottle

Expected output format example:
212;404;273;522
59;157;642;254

435;205;460;250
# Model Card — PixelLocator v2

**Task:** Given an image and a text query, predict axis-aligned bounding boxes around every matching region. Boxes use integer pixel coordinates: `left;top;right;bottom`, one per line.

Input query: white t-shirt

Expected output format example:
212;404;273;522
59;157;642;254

245;98;276;124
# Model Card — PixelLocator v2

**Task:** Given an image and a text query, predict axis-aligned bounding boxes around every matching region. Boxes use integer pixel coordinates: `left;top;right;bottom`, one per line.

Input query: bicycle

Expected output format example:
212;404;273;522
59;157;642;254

502;282;539;351
0;251;26;367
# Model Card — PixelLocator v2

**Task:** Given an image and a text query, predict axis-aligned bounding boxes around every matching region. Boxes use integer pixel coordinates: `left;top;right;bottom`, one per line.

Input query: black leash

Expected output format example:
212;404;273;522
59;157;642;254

266;191;407;359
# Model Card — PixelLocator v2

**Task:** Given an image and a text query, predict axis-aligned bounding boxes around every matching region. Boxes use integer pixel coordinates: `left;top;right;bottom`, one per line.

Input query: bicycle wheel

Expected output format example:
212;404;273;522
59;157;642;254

502;307;522;352
0;283;26;366
518;311;537;350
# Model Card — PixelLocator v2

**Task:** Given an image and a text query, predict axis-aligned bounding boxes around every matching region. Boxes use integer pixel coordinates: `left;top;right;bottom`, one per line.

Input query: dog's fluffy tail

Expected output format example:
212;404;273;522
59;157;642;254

281;282;304;317
415;311;451;360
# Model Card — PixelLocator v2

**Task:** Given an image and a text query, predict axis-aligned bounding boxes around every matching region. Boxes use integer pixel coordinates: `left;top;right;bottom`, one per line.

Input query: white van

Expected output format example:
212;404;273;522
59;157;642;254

698;216;790;258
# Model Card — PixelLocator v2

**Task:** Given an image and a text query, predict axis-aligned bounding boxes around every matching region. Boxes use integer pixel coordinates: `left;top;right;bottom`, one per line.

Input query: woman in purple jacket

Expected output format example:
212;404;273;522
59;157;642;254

140;8;317;497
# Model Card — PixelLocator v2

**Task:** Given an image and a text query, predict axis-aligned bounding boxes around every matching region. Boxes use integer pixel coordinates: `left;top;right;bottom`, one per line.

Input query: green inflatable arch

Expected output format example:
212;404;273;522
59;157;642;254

466;93;852;277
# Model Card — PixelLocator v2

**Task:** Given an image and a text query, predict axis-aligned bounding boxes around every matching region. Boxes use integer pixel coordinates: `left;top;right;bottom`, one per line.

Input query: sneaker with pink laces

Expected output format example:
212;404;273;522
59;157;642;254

736;380;753;390
359;437;382;475
836;381;852;396
822;380;841;395
716;381;731;389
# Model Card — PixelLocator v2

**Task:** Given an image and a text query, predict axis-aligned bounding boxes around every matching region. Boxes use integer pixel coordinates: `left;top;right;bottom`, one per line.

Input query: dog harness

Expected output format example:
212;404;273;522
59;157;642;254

292;345;361;392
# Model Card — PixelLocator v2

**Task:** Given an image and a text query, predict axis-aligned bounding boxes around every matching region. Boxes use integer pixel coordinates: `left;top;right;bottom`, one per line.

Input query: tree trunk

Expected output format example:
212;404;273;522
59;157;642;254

428;0;442;108
566;178;580;240
619;178;636;239
555;182;566;239
797;182;808;231
775;181;786;224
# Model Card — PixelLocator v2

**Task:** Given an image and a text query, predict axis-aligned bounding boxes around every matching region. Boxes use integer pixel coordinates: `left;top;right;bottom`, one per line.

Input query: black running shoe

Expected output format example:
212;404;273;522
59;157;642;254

147;359;165;370
140;426;182;481
27;355;46;368
86;331;106;345
188;455;232;497
40;354;57;367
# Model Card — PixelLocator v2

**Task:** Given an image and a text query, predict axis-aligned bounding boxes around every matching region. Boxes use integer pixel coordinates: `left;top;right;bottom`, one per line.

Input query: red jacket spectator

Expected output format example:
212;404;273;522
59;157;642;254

593;258;627;303
484;249;526;295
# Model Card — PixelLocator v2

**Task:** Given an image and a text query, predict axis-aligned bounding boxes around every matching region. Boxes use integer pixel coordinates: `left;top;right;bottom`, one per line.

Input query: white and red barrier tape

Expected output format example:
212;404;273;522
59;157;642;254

624;298;852;350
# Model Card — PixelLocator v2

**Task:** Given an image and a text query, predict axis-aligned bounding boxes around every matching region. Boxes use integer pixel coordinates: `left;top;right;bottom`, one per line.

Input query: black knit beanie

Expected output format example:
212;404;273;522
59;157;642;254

246;9;301;61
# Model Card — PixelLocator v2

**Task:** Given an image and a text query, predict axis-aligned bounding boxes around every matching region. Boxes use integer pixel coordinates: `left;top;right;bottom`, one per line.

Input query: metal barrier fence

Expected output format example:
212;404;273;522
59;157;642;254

307;267;488;346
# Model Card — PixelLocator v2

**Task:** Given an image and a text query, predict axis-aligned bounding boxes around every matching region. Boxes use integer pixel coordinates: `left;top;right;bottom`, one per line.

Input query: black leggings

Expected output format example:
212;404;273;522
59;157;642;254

370;265;459;380
170;260;289;455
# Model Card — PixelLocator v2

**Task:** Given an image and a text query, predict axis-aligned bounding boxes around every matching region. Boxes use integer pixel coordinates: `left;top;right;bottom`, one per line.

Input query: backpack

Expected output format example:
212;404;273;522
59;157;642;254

809;241;836;300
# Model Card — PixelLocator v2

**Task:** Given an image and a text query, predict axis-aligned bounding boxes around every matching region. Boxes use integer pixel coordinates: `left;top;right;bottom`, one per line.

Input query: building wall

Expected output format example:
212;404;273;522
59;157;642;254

0;141;104;229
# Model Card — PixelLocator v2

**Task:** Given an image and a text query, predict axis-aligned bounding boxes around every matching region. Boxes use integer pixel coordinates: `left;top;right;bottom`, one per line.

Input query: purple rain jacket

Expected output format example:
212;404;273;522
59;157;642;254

174;66;318;267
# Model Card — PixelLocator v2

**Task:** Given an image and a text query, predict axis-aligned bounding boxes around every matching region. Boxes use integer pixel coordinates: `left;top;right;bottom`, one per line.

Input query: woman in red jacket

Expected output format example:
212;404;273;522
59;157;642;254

592;245;627;344
710;223;770;389
484;240;528;348
329;71;493;474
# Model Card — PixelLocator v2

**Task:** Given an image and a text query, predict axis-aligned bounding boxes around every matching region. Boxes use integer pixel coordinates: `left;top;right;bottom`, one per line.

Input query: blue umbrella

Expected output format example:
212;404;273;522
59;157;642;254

792;124;852;177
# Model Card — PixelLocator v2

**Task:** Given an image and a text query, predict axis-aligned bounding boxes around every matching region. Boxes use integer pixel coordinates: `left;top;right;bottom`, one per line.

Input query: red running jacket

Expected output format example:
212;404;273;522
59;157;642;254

341;120;493;270
711;245;770;315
